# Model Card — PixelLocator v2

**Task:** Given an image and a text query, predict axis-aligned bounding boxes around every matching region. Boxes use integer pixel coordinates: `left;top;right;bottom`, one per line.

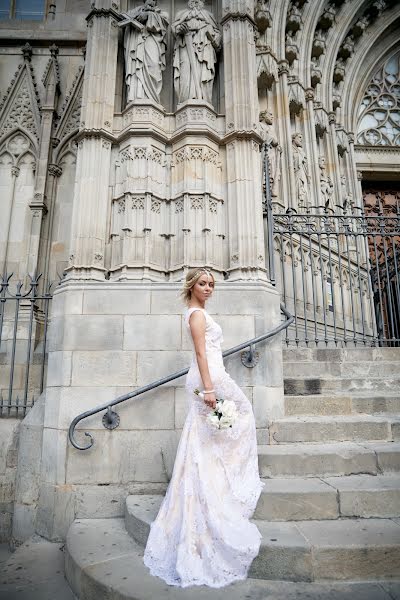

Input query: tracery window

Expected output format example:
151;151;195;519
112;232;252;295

0;0;45;20
357;50;400;146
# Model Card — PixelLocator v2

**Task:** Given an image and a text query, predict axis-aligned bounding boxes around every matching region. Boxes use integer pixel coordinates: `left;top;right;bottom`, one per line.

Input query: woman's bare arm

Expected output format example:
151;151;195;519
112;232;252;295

189;311;216;408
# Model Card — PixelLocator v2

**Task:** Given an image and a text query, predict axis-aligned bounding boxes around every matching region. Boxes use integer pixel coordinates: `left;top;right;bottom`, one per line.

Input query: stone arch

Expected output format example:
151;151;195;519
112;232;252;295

342;34;400;134
327;3;400;114
356;48;400;146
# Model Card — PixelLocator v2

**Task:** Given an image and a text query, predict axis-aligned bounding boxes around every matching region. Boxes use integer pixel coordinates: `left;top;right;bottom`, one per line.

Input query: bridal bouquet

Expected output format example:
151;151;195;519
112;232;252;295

194;389;238;429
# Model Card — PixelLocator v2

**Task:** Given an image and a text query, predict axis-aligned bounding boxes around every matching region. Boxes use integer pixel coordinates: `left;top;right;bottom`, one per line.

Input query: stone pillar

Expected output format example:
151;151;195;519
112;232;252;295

26;46;60;277
276;60;296;210
65;1;120;281
327;111;342;211
222;0;267;280
304;88;321;210
1;166;19;274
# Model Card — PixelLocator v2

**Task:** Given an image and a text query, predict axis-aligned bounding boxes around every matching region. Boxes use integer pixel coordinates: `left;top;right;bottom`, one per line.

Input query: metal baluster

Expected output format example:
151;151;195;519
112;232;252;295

381;225;396;344
360;225;378;346
289;231;299;345
309;238;319;346
280;234;289;346
344;232;357;346
326;232;337;346
353;232;367;345
299;233;309;346
8;281;22;415
391;235;400;344
336;231;348;346
23;275;39;407
372;235;385;345
40;287;51;394
317;232;328;346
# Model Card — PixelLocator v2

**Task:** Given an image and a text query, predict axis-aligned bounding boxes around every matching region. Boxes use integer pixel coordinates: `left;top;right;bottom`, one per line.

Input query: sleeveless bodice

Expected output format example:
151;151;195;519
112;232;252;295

184;307;224;367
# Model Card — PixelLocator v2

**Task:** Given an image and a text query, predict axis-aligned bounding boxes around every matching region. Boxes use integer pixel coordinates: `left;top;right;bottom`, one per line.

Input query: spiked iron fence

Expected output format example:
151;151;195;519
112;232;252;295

262;147;400;347
0;273;54;417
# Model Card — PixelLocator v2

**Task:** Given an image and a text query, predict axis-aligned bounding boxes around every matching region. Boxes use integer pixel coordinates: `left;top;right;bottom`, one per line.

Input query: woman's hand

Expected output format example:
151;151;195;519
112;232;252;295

203;391;216;410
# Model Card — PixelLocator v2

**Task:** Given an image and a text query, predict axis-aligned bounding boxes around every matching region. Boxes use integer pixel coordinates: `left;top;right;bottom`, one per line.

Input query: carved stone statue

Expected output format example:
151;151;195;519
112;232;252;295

259;110;282;198
119;0;169;104
319;156;334;210
292;132;311;210
172;0;221;106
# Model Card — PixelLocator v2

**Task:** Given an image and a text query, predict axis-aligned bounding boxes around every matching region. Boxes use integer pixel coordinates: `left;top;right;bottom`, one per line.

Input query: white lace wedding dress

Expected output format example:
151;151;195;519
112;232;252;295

143;307;265;588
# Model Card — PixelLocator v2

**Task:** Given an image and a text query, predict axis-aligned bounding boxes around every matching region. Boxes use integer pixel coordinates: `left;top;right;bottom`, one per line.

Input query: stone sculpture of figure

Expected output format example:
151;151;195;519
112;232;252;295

172;0;221;106
119;0;169;104
319;156;334;210
259;110;282;198
292;132;311;210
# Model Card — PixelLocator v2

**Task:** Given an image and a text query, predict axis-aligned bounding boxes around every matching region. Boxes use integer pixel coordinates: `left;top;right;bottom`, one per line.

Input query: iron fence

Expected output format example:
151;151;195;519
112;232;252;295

0;272;54;417
262;143;400;347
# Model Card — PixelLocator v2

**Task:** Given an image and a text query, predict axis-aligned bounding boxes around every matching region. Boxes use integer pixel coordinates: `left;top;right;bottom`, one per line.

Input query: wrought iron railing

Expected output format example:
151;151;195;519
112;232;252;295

0;272;54;417
262;144;400;347
68;303;294;450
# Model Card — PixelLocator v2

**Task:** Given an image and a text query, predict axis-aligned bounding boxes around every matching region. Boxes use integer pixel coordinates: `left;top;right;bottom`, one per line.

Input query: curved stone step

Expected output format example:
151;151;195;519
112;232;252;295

283;348;400;363
283;361;400;379
284;377;400;395
269;415;399;444
65;517;400;597
257;442;400;478
255;474;400;520
123;496;400;582
285;394;400;416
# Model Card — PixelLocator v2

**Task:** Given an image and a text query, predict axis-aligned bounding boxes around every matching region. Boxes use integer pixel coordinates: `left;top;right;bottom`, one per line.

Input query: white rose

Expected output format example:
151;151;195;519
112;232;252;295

220;400;237;419
218;415;232;429
207;414;220;429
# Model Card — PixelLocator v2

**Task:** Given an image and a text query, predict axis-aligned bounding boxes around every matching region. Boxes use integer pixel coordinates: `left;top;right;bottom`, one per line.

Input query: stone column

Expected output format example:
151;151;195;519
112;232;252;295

222;0;267;280
276;60;296;210
304;88;321;210
1;166;19;274
26;46;60;277
65;1;120;281
327;111;342;211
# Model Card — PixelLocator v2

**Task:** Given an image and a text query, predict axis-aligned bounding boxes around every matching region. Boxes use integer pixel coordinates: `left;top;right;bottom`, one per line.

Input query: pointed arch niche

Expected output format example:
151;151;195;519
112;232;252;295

0;131;37;275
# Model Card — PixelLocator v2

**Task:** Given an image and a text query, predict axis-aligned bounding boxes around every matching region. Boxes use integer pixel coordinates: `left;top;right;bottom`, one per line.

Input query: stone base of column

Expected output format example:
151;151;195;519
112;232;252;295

34;279;283;540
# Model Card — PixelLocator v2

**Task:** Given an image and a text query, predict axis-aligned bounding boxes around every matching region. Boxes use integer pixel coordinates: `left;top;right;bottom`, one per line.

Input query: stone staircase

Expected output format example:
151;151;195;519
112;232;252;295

65;347;400;598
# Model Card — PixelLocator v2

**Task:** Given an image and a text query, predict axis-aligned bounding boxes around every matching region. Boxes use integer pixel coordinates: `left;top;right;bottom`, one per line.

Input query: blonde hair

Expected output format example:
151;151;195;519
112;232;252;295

180;268;215;305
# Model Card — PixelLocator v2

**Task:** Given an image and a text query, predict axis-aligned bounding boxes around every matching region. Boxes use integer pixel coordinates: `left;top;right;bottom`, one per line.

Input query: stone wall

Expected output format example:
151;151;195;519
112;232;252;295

36;279;282;540
0;419;19;542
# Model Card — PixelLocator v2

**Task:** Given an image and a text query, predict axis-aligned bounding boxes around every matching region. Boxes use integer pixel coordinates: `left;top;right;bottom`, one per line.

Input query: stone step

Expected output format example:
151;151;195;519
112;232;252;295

284;377;400;395
283;347;400;363
255;474;400;520
269;415;399;444
65;518;400;596
285;394;400;416
257;442;400;478
123;496;400;582
283;361;400;379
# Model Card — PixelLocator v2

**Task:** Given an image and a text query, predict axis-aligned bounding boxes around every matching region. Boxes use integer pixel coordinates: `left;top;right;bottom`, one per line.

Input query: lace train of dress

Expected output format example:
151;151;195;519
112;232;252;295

143;307;265;588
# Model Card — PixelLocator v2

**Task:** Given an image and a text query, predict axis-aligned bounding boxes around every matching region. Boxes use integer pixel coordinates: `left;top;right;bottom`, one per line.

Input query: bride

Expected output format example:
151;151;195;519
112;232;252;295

143;268;265;588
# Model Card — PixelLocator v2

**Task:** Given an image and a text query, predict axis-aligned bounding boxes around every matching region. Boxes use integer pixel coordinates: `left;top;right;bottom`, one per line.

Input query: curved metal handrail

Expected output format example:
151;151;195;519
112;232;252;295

68;303;293;450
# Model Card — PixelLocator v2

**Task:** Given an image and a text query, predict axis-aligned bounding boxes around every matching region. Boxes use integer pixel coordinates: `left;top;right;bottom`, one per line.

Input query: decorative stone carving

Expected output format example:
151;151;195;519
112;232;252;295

259;110;282;198
172;0;221;106
319;156;334;211
254;0;271;33
357;49;400;147
0;72;39;141
292;132;310;210
119;0;169;104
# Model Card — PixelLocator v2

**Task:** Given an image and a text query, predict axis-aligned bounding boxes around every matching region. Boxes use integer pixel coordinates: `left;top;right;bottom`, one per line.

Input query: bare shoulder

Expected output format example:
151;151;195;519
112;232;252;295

188;309;206;330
